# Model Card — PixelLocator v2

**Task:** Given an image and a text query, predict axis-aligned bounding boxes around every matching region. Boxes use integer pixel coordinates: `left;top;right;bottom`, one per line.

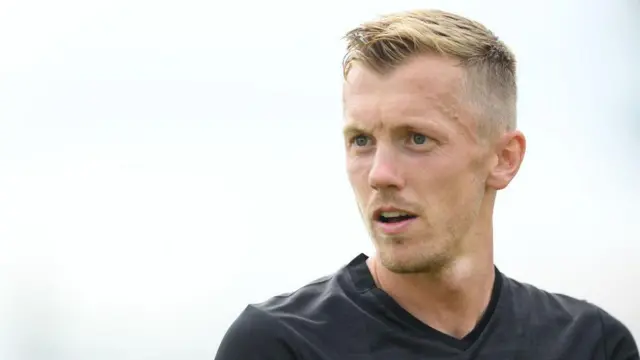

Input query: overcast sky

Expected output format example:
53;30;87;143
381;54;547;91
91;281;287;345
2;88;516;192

0;0;638;359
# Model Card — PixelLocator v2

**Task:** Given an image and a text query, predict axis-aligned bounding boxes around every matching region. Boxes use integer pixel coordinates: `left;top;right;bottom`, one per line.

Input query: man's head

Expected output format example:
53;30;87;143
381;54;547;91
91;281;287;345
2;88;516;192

342;9;526;274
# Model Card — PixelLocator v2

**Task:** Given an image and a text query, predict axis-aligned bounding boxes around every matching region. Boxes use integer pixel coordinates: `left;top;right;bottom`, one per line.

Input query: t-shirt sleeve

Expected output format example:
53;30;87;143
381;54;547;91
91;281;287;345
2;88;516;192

214;305;298;360
599;309;639;360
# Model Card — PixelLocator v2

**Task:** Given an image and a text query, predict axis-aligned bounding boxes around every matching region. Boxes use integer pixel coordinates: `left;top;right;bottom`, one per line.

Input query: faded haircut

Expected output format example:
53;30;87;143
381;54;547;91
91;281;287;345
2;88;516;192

342;9;517;137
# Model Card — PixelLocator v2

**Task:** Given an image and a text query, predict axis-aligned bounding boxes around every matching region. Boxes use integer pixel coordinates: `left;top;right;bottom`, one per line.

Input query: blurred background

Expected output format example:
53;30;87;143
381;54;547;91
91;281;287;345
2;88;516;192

0;0;638;359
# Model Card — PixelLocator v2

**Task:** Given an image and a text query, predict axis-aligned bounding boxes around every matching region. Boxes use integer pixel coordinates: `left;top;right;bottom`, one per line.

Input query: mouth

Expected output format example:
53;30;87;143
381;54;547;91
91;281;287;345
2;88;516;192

373;209;418;224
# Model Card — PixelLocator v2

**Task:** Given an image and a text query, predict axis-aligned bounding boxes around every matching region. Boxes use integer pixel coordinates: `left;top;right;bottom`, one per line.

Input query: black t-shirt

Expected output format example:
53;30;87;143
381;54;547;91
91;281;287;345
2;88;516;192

215;254;638;359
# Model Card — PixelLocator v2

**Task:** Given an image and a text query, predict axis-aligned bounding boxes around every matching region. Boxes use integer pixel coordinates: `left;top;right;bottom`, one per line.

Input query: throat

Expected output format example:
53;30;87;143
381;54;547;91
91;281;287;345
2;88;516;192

368;256;497;340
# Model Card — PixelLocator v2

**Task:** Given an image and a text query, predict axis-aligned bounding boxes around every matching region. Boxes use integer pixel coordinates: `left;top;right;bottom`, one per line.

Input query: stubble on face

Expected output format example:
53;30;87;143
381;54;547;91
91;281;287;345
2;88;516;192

344;55;490;276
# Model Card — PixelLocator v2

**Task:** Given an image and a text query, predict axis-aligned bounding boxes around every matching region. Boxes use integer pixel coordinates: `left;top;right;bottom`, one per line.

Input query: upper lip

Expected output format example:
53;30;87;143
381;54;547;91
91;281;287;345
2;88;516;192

372;206;417;220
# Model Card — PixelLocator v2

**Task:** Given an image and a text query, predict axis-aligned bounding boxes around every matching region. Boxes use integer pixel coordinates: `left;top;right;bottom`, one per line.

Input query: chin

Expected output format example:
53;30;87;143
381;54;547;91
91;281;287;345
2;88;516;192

376;238;451;274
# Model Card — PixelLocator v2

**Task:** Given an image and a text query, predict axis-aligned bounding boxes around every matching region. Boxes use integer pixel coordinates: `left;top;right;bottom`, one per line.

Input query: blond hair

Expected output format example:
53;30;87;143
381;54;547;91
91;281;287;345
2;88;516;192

343;9;517;135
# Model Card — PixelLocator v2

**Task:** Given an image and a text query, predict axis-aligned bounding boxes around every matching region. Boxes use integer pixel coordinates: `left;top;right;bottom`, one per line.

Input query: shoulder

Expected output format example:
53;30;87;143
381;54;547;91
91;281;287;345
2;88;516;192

505;275;602;322
214;274;340;360
214;304;297;360
249;271;358;333
505;276;638;359
597;307;639;360
509;277;600;318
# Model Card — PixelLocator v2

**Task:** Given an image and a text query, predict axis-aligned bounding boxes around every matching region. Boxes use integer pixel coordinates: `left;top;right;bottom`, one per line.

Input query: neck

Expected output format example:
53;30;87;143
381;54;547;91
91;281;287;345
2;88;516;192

367;223;496;339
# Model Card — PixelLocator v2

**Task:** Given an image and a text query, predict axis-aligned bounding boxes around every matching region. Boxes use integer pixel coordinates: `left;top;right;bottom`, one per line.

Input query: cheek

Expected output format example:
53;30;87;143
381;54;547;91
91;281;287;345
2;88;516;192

346;159;374;216
346;157;371;188
438;171;483;214
412;157;468;205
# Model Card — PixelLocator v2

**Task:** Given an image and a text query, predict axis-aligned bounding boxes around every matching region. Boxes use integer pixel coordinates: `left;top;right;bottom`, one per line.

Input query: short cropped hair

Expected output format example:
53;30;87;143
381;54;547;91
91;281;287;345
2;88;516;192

342;9;517;136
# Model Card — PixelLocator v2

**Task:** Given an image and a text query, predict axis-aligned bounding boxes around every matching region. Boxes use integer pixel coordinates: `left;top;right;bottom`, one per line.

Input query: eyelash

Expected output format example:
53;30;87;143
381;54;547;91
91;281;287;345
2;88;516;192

349;133;430;147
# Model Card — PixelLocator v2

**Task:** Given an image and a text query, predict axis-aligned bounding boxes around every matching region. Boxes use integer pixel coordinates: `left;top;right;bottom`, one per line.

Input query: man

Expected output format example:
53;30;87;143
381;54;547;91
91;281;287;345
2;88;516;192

214;9;638;360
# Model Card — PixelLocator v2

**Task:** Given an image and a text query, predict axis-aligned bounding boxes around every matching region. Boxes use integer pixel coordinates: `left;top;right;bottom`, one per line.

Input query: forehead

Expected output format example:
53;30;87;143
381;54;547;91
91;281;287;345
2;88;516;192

342;55;468;131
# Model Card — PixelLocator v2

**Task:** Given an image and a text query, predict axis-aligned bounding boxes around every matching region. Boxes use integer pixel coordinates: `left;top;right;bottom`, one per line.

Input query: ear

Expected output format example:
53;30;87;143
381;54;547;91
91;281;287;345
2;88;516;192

486;130;526;190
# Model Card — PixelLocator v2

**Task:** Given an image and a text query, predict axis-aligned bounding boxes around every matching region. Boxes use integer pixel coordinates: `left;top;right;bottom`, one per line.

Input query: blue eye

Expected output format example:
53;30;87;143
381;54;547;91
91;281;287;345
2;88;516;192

353;135;370;147
411;133;428;145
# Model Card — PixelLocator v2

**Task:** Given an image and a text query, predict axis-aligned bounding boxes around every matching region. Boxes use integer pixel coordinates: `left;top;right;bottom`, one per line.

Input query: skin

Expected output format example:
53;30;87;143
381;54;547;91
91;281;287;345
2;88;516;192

342;53;526;339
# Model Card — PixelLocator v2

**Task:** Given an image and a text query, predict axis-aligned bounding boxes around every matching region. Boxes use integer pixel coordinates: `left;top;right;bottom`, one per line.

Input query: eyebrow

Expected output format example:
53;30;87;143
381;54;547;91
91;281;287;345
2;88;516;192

342;124;369;138
342;121;439;138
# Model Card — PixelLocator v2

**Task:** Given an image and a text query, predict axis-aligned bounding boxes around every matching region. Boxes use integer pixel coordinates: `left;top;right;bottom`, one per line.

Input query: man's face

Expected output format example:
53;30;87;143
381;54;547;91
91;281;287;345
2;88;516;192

343;55;495;274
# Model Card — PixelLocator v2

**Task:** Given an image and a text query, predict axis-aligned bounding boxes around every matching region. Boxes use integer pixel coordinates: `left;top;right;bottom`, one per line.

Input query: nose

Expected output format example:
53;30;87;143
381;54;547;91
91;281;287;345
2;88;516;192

368;145;405;190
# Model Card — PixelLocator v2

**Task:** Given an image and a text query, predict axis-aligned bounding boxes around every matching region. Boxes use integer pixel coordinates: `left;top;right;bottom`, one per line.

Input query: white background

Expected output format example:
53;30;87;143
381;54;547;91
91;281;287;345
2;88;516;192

0;0;638;359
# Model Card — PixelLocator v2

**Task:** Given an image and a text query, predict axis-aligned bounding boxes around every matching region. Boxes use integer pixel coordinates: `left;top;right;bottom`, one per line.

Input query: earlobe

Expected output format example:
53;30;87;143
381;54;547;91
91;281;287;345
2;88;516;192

486;131;526;190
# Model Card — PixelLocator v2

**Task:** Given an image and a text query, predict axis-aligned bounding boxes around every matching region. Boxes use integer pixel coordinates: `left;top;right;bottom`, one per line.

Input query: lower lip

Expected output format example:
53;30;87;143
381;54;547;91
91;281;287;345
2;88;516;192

375;218;416;235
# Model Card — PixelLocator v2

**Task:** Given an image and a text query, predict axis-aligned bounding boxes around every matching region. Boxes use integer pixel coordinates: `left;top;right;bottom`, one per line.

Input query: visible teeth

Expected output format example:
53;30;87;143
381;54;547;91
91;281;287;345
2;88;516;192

381;211;409;218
